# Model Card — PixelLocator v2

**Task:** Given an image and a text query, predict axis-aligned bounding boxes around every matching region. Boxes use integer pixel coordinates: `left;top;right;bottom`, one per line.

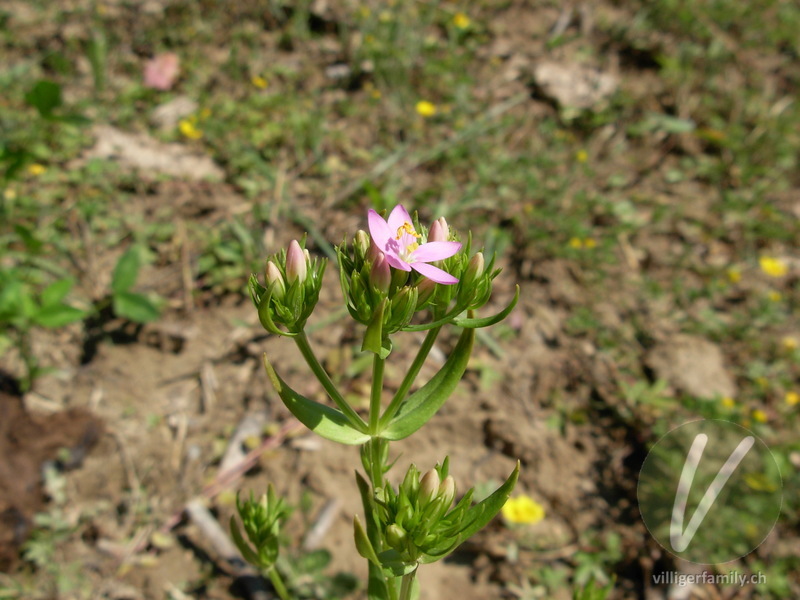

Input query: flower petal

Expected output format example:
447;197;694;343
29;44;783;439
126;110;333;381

387;205;413;232
411;261;458;285
368;209;392;250
385;252;412;271
411;241;462;262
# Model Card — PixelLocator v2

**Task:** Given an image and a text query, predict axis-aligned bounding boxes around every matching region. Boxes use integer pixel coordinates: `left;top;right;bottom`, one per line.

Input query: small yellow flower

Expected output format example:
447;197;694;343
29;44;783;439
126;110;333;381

752;409;768;423
357;6;371;18
3;188;16;201
785;391;800;406
199;107;212;119
721;396;735;409
569;237;582;249
378;10;392;23
27;163;46;176
576;149;589;163
415;100;437;117
759;256;788;278
502;495;545;525
179;119;203;140
768;290;782;302
251;75;268;89
782;336;798;351
453;12;471;29
583;237;597;249
726;267;741;284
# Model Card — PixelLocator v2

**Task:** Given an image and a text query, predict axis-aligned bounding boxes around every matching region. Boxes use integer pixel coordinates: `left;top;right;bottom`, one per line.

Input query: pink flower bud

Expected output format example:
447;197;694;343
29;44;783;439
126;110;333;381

464;252;484;285
415;277;436;308
354;230;371;260
438;475;456;508
419;469;440;505
428;217;449;242
286;240;307;284
370;252;391;293
265;261;285;299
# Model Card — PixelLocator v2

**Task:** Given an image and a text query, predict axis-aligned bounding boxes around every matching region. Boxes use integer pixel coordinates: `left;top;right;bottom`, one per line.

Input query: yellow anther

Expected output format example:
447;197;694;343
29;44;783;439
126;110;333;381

407;242;419;253
396;222;421;240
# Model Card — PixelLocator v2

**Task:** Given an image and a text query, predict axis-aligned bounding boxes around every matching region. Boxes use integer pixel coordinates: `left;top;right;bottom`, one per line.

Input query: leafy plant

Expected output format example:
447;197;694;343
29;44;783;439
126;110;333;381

0;266;87;390
109;246;162;323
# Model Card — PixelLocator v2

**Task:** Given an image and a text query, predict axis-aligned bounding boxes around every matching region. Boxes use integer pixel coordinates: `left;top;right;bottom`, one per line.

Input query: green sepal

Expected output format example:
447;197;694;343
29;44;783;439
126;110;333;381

401;311;459;332
263;355;370;444
230;515;264;568
452;285;519;329
362;298;391;358
376;549;419;576
354;516;382;566
380;327;474;440
256;288;297;338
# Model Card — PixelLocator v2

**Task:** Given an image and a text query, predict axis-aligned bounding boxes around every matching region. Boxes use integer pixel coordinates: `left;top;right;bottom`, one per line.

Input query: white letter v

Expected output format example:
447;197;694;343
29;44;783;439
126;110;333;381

670;432;754;552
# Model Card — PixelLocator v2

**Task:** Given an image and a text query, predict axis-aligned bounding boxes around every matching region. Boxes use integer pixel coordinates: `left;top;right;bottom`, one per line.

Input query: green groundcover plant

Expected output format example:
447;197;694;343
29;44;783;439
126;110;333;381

231;204;520;600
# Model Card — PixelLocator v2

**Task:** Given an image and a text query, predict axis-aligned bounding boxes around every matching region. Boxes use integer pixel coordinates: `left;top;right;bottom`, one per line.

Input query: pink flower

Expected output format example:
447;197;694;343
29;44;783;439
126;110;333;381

144;53;180;91
368;205;461;285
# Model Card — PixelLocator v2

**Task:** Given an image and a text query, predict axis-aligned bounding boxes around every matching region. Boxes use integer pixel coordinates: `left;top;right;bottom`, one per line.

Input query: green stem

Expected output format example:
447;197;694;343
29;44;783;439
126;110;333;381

399;569;417;600
369;354;385;434
378;326;442;428
293;331;368;433
268;567;292;600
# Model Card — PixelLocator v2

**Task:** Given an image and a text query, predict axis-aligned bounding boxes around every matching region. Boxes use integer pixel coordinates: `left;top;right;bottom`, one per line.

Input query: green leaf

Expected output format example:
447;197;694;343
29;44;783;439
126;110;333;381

33;305;85;328
14;225;44;254
380;327;474;440
40;278;74;308
113;291;160;323
354;516;381;566
263;356;370;445
422;461;519;563
452;285;519;328
24;80;62;118
111;247;141;293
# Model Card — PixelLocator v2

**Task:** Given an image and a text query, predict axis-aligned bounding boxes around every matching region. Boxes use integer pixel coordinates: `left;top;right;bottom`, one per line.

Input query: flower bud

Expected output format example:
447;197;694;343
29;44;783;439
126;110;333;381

388;286;417;331
438;475;456;508
401;464;420;497
385;524;408;551
370;252;391;294
265;261;285;299
390;266;408;289
464;252;484;285
286;240;307;284
354;230;371;261
428;217;448;243
415;277;436;308
419;469;441;505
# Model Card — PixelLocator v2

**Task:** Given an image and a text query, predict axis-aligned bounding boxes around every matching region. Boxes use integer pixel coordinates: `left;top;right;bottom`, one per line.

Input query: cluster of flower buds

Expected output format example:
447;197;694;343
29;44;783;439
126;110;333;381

230;485;290;570
353;457;521;575
249;239;327;335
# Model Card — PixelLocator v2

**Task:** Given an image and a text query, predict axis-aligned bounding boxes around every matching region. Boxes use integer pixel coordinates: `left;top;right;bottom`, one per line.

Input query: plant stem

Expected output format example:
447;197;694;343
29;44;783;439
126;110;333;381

293;331;368;432
378;326;441;428
268;567;292;600
369;353;385;434
399;569;417;600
